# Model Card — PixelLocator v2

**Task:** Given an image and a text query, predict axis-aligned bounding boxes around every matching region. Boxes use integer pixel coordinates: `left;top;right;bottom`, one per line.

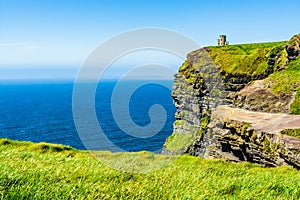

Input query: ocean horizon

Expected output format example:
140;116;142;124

0;79;176;152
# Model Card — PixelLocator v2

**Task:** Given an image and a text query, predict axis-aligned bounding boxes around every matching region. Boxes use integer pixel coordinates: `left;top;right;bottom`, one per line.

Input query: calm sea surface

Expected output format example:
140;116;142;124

0;81;176;152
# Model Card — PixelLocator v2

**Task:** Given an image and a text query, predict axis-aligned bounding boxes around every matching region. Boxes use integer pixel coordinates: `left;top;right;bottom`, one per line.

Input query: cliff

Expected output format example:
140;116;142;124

163;34;300;168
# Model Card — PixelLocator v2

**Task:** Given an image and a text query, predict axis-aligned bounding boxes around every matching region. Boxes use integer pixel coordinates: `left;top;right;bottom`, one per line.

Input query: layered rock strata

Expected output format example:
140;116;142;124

163;34;300;168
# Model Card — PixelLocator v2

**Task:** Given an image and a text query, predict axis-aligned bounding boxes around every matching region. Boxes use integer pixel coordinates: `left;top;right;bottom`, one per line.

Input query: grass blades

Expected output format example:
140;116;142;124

0;138;299;199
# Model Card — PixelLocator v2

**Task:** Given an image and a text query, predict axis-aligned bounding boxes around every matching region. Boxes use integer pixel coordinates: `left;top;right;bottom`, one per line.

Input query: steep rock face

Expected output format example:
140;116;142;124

205;105;300;169
163;51;224;155
163;49;254;155
163;34;300;168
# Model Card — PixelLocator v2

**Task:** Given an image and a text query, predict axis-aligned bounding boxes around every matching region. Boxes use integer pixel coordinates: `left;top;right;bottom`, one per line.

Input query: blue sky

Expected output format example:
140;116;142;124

0;0;299;80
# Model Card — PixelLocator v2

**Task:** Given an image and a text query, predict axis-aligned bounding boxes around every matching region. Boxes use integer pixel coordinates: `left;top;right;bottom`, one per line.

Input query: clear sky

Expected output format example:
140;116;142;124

0;0;299;80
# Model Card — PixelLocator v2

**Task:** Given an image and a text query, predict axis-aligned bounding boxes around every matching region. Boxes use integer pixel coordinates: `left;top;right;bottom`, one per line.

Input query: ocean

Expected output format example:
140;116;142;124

0;80;176;152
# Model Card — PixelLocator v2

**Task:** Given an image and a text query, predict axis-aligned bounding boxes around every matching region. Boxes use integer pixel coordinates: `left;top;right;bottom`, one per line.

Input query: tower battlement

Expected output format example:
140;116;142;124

217;35;229;46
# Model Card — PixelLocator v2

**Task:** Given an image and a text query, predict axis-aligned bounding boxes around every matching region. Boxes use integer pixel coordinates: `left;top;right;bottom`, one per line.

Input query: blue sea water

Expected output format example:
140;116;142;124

0;80;176;152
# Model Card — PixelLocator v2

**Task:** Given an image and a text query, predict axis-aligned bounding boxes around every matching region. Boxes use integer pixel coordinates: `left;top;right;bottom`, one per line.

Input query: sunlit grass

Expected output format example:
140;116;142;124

280;128;300;138
183;40;300;114
0;138;299;199
207;41;286;76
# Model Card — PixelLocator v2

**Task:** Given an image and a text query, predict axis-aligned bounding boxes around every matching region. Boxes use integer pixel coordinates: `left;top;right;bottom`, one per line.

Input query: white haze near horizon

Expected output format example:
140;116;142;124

0;50;184;81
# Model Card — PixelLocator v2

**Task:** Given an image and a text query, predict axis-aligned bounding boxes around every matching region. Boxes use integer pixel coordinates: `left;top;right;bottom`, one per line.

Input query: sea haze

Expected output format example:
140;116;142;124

0;80;176;152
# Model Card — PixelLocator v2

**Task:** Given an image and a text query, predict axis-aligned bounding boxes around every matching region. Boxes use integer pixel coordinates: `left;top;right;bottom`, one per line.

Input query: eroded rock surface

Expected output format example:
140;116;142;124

204;105;300;169
233;80;294;113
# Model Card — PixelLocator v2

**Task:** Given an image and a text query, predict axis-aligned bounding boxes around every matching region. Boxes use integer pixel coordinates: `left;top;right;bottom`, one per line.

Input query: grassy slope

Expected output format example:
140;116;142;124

206;41;286;76
266;56;300;114
1;139;300;200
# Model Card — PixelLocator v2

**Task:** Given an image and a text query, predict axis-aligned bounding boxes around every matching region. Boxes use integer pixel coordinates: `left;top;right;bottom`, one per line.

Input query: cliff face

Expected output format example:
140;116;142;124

163;34;300;168
206;106;300;168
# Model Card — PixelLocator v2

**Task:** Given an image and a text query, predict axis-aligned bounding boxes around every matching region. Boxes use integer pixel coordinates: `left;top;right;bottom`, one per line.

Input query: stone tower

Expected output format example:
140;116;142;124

217;35;229;46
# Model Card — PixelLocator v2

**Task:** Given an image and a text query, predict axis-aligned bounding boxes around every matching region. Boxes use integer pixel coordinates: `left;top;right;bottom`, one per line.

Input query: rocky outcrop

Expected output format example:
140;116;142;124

163;50;228;155
286;34;300;61
232;80;294;113
205;105;300;169
163;34;300;168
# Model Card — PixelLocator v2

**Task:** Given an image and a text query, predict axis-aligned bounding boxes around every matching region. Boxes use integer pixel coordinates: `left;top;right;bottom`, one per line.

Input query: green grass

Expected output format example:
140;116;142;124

205;41;286;76
265;56;300;114
291;90;300;114
280;129;300;138
0;138;300;199
266;57;300;94
163;133;194;152
174;120;184;126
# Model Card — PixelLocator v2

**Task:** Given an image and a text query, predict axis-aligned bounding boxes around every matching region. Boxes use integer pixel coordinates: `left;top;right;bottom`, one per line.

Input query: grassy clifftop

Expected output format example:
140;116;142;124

186;33;300;77
179;33;300;114
205;41;287;76
0;138;300;199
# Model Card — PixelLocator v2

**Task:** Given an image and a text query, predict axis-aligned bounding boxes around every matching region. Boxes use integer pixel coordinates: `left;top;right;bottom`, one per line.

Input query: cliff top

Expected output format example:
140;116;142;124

184;33;300;77
178;33;300;114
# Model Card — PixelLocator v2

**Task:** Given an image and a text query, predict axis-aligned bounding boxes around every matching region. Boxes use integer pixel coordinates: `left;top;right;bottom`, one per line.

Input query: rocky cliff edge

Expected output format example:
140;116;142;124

163;34;300;168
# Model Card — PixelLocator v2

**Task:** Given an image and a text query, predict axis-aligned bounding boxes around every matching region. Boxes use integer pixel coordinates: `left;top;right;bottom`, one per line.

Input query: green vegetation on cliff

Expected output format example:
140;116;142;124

280;128;300;139
291;91;300;114
266;56;300;114
163;132;194;153
211;35;300;114
1;139;300;199
177;34;300;114
206;41;286;77
266;57;300;91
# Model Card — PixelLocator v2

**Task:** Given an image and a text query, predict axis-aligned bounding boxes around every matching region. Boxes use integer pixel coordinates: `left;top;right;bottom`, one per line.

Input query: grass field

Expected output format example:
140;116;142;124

206;41;287;76
0;138;299;199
